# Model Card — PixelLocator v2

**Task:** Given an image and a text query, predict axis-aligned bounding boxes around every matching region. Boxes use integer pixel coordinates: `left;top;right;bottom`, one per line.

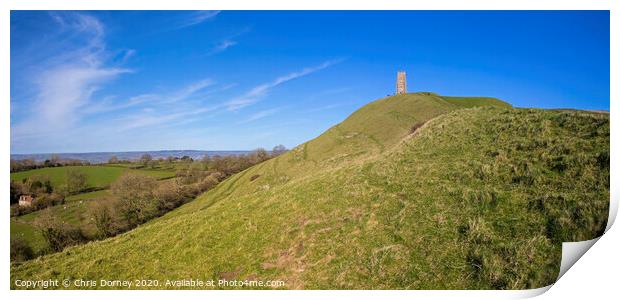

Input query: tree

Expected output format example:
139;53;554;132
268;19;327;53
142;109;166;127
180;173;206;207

56;184;69;198
88;199;118;238
272;144;288;157
182;162;205;184
154;180;184;212
140;154;153;166
147;159;158;169
22;175;53;195
201;155;212;169
10;238;34;262
110;173;157;226
10;159;17;172
12;158;37;172
32;193;64;210
198;173;220;192
249;148;269;165
10;181;23;205
34;209;84;252
66;169;88;194
108;155;119;164
50;154;61;165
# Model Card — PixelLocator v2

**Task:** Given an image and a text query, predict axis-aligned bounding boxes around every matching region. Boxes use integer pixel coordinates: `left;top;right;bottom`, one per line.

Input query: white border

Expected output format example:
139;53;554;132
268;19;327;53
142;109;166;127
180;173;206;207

0;0;614;10
1;1;617;299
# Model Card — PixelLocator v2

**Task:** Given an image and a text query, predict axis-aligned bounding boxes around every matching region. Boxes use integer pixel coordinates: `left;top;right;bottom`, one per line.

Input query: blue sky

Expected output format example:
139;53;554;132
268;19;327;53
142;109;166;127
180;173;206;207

10;11;609;154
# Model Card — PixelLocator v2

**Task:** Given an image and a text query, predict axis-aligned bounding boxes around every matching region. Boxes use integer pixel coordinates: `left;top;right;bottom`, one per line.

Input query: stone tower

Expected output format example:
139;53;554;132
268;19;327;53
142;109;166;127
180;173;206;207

396;71;407;95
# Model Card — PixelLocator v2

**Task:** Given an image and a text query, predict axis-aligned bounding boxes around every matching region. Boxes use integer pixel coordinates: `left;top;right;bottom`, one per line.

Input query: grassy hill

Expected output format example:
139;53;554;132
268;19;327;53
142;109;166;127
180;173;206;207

10;93;609;290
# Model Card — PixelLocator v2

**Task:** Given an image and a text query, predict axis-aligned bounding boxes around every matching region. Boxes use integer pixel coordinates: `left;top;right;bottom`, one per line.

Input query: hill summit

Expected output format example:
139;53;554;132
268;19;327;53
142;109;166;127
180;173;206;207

11;93;609;290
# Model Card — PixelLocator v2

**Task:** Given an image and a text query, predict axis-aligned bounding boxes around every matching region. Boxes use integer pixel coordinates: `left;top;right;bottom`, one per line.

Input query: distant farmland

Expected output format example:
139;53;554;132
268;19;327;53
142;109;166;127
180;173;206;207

10;165;177;253
10;165;175;189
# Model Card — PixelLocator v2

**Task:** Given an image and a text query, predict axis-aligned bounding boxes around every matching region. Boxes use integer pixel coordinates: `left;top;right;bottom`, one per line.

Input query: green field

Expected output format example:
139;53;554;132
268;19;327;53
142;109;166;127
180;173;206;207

15;190;110;225
11;165;175;189
65;189;110;203
11;93;609;290
10;165;175;252
10;189;113;252
10;220;47;254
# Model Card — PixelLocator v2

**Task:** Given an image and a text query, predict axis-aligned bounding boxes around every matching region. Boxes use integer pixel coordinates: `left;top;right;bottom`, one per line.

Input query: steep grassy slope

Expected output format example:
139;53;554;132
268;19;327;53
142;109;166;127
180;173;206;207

180;93;510;202
11;93;609;290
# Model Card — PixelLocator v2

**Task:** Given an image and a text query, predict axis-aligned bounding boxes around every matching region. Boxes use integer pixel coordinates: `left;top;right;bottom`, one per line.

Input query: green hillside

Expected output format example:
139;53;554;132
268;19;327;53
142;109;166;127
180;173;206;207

10;93;609;290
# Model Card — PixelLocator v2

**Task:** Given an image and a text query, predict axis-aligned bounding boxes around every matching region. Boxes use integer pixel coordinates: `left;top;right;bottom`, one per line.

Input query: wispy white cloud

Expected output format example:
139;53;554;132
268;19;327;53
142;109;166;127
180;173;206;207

109;60;335;131
207;39;238;56
12;13;130;143
35;66;129;122
166;78;215;103
238;108;279;124
83;93;157;114
204;27;251;56
49;12;106;67
82;77;216;116
115;106;217;131
11;12;344;153
90;78;219;131
225;59;343;111
178;11;221;29
119;49;136;64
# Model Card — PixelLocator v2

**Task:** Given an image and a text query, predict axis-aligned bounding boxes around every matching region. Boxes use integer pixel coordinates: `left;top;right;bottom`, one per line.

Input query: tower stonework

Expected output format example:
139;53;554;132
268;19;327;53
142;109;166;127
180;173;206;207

396;71;407;95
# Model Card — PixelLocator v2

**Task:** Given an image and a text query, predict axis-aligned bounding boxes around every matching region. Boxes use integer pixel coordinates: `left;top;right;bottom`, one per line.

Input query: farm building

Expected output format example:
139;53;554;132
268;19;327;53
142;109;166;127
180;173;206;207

18;195;34;207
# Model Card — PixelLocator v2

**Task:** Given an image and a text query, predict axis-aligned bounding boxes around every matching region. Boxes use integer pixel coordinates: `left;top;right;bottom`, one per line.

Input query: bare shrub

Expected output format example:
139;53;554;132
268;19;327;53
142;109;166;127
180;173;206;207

35;209;85;252
155;180;185;212
88;199;120;239
110;173;157;226
66;169;88;194
10;237;34;262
